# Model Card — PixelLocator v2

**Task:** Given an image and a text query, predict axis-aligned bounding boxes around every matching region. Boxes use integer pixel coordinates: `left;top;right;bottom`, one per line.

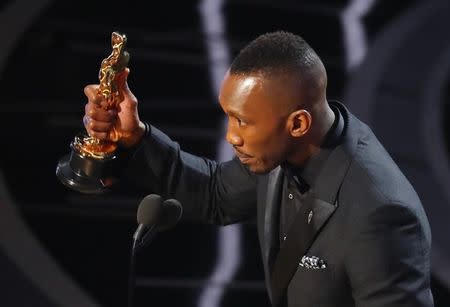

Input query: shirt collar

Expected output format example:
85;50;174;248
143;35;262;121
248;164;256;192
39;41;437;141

281;103;344;193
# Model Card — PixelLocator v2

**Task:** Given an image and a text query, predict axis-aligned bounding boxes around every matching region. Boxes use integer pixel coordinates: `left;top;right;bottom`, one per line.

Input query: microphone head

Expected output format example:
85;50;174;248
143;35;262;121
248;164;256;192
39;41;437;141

158;199;183;231
137;194;163;226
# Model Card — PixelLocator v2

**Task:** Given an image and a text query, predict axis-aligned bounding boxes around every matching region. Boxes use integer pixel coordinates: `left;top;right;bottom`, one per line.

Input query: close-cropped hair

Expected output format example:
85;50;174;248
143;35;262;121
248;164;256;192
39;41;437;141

230;31;322;77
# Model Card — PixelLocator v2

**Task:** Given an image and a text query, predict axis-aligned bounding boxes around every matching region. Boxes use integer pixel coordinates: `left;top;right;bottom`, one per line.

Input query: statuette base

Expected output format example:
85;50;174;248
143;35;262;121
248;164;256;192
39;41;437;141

56;138;117;194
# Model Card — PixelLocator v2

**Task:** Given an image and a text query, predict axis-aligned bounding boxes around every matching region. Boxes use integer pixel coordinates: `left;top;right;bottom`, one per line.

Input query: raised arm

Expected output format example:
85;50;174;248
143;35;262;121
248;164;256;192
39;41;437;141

83;69;258;225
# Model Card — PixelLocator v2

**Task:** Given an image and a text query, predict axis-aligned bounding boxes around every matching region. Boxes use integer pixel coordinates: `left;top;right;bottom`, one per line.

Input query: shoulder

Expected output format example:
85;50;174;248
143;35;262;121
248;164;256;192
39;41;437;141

336;110;430;237
343;113;420;207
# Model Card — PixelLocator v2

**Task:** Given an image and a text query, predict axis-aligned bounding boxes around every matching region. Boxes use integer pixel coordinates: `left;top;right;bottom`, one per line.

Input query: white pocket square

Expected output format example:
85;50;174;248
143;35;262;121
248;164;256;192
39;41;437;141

299;255;327;269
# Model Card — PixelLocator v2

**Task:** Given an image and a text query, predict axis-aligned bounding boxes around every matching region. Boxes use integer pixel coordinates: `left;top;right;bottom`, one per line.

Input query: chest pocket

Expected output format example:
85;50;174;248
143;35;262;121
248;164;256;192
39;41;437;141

287;264;335;306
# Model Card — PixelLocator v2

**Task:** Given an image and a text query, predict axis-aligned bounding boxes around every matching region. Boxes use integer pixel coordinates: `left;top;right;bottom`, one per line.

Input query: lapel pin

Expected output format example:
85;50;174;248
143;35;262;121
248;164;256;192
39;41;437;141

307;210;313;224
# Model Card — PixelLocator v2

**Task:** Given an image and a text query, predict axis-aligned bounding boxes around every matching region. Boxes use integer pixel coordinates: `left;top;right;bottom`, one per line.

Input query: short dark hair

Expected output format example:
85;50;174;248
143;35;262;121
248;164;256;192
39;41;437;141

230;31;327;103
230;31;321;76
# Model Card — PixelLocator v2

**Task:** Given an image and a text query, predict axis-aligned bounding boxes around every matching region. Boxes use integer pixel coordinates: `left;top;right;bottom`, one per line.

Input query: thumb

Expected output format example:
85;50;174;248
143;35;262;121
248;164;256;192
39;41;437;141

116;67;134;100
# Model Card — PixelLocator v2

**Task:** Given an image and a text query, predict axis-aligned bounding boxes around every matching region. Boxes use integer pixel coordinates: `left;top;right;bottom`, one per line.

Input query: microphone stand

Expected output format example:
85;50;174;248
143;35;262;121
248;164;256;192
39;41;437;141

128;240;138;307
128;225;158;307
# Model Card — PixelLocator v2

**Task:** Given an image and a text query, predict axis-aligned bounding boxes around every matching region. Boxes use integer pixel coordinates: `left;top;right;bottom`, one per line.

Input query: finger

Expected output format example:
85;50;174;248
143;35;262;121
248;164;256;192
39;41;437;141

83;114;89;130
83;84;101;104
83;116;109;140
87;130;109;140
84;116;114;133
85;103;116;122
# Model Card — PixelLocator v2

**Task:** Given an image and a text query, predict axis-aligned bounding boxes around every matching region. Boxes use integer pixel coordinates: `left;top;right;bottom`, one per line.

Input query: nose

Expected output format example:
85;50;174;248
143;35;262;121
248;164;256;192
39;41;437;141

226;123;243;147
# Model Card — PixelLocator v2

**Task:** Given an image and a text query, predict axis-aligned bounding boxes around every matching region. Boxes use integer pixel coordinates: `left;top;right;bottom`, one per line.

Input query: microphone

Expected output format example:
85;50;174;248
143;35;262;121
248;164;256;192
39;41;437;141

129;194;162;307
159;198;183;231
128;195;183;307
136;198;183;249
133;194;163;245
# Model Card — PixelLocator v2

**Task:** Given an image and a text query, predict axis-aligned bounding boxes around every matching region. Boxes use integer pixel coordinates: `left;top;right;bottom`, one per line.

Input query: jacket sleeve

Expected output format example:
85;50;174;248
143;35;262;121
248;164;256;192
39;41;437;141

346;202;434;307
119;125;258;225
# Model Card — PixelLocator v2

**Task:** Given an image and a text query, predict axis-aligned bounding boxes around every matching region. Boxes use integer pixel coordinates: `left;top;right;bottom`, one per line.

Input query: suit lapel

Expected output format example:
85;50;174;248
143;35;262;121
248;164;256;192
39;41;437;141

269;193;338;307
263;167;283;272
270;145;353;307
257;166;283;302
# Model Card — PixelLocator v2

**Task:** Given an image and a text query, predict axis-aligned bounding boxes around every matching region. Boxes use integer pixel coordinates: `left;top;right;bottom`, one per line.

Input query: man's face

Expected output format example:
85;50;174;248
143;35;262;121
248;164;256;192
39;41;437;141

219;71;301;174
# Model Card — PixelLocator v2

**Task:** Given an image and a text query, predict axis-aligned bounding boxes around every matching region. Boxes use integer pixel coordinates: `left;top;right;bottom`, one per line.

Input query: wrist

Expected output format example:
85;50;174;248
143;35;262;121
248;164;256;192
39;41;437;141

119;121;147;148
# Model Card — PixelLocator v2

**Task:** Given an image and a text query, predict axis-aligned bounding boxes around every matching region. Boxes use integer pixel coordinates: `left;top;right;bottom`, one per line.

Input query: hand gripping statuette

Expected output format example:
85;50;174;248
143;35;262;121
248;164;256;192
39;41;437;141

56;32;130;193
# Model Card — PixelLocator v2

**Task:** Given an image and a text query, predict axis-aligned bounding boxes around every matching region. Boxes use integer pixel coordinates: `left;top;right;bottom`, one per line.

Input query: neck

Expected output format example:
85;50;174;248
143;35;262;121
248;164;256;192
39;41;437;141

313;101;336;145
286;101;335;168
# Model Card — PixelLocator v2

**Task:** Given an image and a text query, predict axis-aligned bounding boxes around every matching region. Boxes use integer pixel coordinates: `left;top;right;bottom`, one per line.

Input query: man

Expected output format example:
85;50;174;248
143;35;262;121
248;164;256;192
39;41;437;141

83;31;433;306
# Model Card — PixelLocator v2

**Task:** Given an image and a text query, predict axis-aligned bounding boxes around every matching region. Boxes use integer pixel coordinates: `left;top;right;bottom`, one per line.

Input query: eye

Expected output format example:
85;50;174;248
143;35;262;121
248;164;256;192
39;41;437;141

237;118;247;127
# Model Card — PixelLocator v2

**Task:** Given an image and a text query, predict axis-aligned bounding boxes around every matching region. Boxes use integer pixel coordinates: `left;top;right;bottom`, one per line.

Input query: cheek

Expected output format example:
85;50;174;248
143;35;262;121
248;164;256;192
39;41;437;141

243;128;271;151
245;127;288;159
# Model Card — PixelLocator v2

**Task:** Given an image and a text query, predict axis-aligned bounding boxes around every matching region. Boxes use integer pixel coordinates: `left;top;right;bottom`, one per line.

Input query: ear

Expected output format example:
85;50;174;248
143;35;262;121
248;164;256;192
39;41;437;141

287;109;312;137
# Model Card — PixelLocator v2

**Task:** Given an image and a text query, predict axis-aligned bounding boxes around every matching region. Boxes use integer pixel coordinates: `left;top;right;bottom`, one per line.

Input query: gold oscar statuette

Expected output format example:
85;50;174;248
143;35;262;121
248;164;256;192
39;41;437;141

56;32;130;193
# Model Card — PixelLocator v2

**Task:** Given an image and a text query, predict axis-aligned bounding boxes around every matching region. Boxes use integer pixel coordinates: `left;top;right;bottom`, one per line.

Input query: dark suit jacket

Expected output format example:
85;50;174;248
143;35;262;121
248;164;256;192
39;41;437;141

123;102;433;306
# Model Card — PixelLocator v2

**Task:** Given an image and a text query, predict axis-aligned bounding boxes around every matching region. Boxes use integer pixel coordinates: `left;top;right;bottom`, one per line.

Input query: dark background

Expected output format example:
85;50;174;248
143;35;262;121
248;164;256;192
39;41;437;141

1;0;450;306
